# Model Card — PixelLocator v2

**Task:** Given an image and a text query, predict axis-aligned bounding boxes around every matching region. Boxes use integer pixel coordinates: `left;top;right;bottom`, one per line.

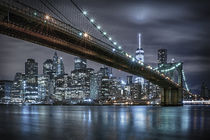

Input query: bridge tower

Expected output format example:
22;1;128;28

157;49;183;105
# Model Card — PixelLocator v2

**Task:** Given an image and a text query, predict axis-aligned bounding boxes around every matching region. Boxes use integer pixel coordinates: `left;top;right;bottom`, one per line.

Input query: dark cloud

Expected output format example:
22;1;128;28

0;0;210;93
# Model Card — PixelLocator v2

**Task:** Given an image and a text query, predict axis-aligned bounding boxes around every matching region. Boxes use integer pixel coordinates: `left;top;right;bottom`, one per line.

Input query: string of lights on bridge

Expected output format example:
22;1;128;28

32;1;140;66
160;63;182;73
154;62;189;91
37;12;186;87
79;9;149;65
73;0;188;92
31;1;190;91
36;0;156;72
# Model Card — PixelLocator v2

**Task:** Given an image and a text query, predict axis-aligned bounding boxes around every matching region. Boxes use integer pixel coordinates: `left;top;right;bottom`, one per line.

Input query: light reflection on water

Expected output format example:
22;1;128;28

0;105;210;140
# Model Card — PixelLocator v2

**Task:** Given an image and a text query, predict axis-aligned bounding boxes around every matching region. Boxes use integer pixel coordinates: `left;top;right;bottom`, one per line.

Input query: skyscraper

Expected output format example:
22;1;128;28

135;33;144;63
158;49;167;64
0;80;13;103
97;66;113;100
53;52;65;76
90;73;99;100
38;75;50;103
127;76;133;85
24;59;39;103
74;57;87;70
25;59;38;76
135;33;144;87
68;57;94;101
43;59;53;78
10;73;24;103
201;82;209;99
57;57;64;75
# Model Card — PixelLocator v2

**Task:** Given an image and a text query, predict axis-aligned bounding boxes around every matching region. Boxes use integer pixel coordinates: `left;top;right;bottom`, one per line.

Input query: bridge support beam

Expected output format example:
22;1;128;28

161;87;183;106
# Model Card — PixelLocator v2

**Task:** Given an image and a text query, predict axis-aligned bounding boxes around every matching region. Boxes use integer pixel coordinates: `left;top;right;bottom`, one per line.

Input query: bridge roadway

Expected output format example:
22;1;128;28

0;1;183;105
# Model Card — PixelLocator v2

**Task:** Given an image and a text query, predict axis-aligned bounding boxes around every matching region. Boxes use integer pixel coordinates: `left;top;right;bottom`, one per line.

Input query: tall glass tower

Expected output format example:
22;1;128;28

53;52;65;76
158;49;167;64
25;59;38;76
135;33;144;87
74;57;87;70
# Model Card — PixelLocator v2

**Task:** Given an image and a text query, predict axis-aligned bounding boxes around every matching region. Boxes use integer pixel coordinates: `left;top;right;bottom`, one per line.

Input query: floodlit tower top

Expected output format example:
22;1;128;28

138;33;141;49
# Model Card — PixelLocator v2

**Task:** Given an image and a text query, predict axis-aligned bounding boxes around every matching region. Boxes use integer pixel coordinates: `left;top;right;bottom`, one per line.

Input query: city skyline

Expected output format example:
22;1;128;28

1;0;210;94
0;1;210;139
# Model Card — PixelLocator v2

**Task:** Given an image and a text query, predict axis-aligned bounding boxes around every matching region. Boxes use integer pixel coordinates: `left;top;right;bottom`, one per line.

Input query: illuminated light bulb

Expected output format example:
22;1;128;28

83;11;87;15
103;32;107;35
34;12;37;16
109;37;112;40
45;15;50;20
112;48;116;52
118;46;122;49
90;18;94;23
84;33;88;37
79;32;83;36
97;25;101;29
132;58;135;62
113;42;117;45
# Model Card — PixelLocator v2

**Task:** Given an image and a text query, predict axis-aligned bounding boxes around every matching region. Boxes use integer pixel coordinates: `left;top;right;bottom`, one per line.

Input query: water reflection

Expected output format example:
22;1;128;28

0;105;210;140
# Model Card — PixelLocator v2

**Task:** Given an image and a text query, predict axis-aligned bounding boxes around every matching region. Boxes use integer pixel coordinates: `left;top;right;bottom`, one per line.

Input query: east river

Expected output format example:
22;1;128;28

0;105;210;140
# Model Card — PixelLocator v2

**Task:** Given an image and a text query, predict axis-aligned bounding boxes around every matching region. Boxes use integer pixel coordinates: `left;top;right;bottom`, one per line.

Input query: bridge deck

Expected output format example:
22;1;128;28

0;0;181;89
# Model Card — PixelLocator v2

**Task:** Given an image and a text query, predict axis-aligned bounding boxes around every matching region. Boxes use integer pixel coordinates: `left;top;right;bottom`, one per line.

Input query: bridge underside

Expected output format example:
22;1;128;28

0;1;183;106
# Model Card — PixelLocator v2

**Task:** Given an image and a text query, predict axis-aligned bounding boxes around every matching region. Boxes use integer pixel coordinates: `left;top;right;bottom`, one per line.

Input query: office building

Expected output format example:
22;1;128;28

25;59;38;76
158;49;167;64
135;33;144;87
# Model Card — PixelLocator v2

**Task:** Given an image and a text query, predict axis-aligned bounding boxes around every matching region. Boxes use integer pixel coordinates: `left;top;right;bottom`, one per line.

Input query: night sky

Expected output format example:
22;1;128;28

0;0;210;93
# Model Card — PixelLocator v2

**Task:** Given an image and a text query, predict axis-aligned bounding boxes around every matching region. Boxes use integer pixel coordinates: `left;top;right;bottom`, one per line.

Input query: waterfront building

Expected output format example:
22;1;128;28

145;81;160;100
100;76;111;100
201;82;209;99
69;68;94;100
68;57;94;101
54;74;70;102
97;66;114;100
90;73;99;100
38;75;50;103
109;77;122;99
24;75;39;103
10;73;24;104
0;80;13;103
24;59;39;103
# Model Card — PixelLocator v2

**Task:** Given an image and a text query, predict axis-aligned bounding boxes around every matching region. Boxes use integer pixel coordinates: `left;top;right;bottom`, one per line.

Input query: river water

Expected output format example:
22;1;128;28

0;105;210;140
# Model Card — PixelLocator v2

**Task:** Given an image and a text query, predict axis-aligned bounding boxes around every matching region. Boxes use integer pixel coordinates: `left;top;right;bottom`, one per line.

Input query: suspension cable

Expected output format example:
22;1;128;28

39;0;63;22
45;0;75;26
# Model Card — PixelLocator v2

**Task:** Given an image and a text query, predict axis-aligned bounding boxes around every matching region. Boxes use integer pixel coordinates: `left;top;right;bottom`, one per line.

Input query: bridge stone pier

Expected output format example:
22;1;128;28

158;61;184;106
160;88;183;106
